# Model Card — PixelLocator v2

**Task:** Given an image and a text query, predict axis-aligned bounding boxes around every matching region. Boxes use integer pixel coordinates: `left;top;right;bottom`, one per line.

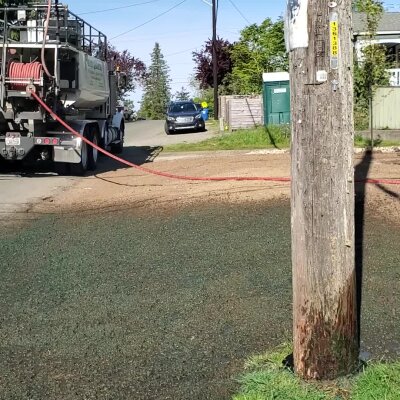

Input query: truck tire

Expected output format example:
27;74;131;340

88;126;99;171
70;127;90;176
0;156;6;171
111;123;124;154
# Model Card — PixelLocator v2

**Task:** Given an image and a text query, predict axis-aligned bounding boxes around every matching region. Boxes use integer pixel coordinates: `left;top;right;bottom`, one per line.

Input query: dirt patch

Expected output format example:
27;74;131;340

28;151;400;225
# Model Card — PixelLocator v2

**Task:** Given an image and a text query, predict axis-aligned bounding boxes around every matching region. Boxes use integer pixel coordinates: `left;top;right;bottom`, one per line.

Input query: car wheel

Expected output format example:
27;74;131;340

164;122;173;135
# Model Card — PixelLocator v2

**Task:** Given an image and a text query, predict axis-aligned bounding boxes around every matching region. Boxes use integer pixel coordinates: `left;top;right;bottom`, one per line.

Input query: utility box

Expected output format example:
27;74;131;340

263;72;290;125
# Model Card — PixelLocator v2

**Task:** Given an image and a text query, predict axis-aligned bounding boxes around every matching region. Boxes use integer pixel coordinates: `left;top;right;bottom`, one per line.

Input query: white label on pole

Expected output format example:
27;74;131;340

285;0;309;51
274;88;287;94
330;12;339;70
316;70;328;82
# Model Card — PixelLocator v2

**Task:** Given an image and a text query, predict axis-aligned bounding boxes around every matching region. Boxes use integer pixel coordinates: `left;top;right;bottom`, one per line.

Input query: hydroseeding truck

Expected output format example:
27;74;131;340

0;3;126;174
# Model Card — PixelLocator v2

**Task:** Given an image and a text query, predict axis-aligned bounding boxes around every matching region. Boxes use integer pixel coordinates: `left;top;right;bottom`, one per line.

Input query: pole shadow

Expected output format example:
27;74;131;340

265;127;280;149
354;149;373;346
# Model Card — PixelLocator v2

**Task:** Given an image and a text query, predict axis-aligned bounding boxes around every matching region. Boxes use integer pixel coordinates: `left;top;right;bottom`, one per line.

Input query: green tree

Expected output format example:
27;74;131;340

353;1;388;110
140;42;171;119
192;37;233;91
174;86;190;101
123;99;135;110
225;18;287;95
107;45;146;101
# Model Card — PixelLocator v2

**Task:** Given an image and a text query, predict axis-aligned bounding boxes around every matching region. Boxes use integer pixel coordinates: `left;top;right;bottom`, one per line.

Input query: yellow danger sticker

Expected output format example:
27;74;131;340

330;21;339;57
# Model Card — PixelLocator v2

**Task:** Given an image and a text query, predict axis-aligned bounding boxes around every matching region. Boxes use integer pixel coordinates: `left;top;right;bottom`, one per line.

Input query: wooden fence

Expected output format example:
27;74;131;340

219;95;263;131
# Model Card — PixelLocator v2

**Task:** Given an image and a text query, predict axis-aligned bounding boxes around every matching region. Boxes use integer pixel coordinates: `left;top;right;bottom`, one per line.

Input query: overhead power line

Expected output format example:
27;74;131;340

226;0;251;24
79;0;162;15
110;0;188;40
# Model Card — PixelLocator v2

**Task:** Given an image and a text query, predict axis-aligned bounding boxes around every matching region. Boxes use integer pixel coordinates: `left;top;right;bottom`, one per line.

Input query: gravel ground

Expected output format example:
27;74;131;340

1;151;400;399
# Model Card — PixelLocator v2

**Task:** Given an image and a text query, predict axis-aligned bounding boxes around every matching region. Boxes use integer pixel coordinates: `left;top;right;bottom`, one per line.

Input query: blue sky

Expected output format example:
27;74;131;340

66;0;400;107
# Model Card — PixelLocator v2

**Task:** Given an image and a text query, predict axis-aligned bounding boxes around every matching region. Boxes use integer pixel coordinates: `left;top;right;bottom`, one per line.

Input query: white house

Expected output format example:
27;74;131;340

353;12;400;85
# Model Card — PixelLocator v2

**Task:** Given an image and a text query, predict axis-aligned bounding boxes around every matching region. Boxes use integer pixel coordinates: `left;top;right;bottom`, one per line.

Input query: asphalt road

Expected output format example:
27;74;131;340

125;119;218;147
0;120;216;220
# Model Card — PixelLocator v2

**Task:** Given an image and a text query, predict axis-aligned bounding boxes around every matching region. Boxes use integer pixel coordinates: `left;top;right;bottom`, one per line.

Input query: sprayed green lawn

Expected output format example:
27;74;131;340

233;344;400;400
1;203;399;399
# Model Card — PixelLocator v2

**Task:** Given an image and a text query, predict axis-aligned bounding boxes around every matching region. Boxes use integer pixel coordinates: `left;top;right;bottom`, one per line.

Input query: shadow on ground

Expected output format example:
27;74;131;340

0;145;163;178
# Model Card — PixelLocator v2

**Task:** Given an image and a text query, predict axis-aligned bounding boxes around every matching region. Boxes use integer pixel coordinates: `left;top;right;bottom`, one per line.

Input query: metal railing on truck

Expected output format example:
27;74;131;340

0;4;107;60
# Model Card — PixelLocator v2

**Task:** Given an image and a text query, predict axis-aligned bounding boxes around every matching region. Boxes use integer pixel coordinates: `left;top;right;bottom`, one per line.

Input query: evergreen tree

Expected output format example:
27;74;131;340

174;86;190;101
140;43;171;119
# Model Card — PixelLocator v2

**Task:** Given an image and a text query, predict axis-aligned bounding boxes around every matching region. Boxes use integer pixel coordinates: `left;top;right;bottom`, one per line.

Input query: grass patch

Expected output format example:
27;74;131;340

233;344;400;400
354;134;400;148
352;363;400;399
164;125;400;152
163;125;290;152
354;107;369;131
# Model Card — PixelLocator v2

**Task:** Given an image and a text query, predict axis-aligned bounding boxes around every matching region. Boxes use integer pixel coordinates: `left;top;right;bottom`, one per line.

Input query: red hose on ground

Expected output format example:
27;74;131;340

30;91;400;186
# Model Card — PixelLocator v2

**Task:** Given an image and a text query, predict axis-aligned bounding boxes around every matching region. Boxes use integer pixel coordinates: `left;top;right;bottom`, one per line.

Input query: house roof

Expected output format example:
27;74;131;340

353;12;400;34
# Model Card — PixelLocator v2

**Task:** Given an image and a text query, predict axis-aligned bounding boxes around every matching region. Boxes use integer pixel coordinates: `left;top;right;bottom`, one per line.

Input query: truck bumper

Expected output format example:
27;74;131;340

0;136;35;160
0;135;82;163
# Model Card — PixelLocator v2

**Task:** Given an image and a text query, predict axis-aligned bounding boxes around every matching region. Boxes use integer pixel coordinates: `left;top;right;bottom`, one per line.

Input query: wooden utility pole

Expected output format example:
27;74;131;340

212;0;219;120
289;0;358;379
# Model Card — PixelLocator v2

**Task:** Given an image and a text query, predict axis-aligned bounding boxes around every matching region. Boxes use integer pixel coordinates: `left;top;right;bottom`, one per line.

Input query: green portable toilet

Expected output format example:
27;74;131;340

263;72;290;125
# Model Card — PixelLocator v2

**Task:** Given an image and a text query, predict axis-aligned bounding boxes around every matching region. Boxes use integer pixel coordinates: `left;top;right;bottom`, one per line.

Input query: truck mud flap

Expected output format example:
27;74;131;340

53;146;81;163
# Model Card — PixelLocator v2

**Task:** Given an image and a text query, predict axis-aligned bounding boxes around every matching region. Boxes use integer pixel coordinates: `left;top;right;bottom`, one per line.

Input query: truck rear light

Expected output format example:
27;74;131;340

34;137;60;145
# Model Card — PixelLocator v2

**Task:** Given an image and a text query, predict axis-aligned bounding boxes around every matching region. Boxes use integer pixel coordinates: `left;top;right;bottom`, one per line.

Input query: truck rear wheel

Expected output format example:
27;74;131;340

88;126;99;171
111;123;124;154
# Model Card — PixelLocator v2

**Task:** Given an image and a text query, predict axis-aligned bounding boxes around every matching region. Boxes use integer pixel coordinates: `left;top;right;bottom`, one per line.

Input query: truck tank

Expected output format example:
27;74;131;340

0;3;125;172
63;52;111;109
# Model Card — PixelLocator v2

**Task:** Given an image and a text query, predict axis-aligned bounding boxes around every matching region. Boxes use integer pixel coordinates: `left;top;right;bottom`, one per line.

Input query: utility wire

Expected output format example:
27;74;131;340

110;0;188;40
79;0;162;15
226;0;251;24
166;47;199;57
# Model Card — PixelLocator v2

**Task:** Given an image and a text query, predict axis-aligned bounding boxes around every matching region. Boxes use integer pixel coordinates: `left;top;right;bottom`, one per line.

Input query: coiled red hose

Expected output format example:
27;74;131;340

30;91;400;186
8;62;42;90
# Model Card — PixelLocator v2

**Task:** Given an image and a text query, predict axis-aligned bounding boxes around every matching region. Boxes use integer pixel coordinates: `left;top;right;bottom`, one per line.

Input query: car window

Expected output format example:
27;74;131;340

170;103;197;113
